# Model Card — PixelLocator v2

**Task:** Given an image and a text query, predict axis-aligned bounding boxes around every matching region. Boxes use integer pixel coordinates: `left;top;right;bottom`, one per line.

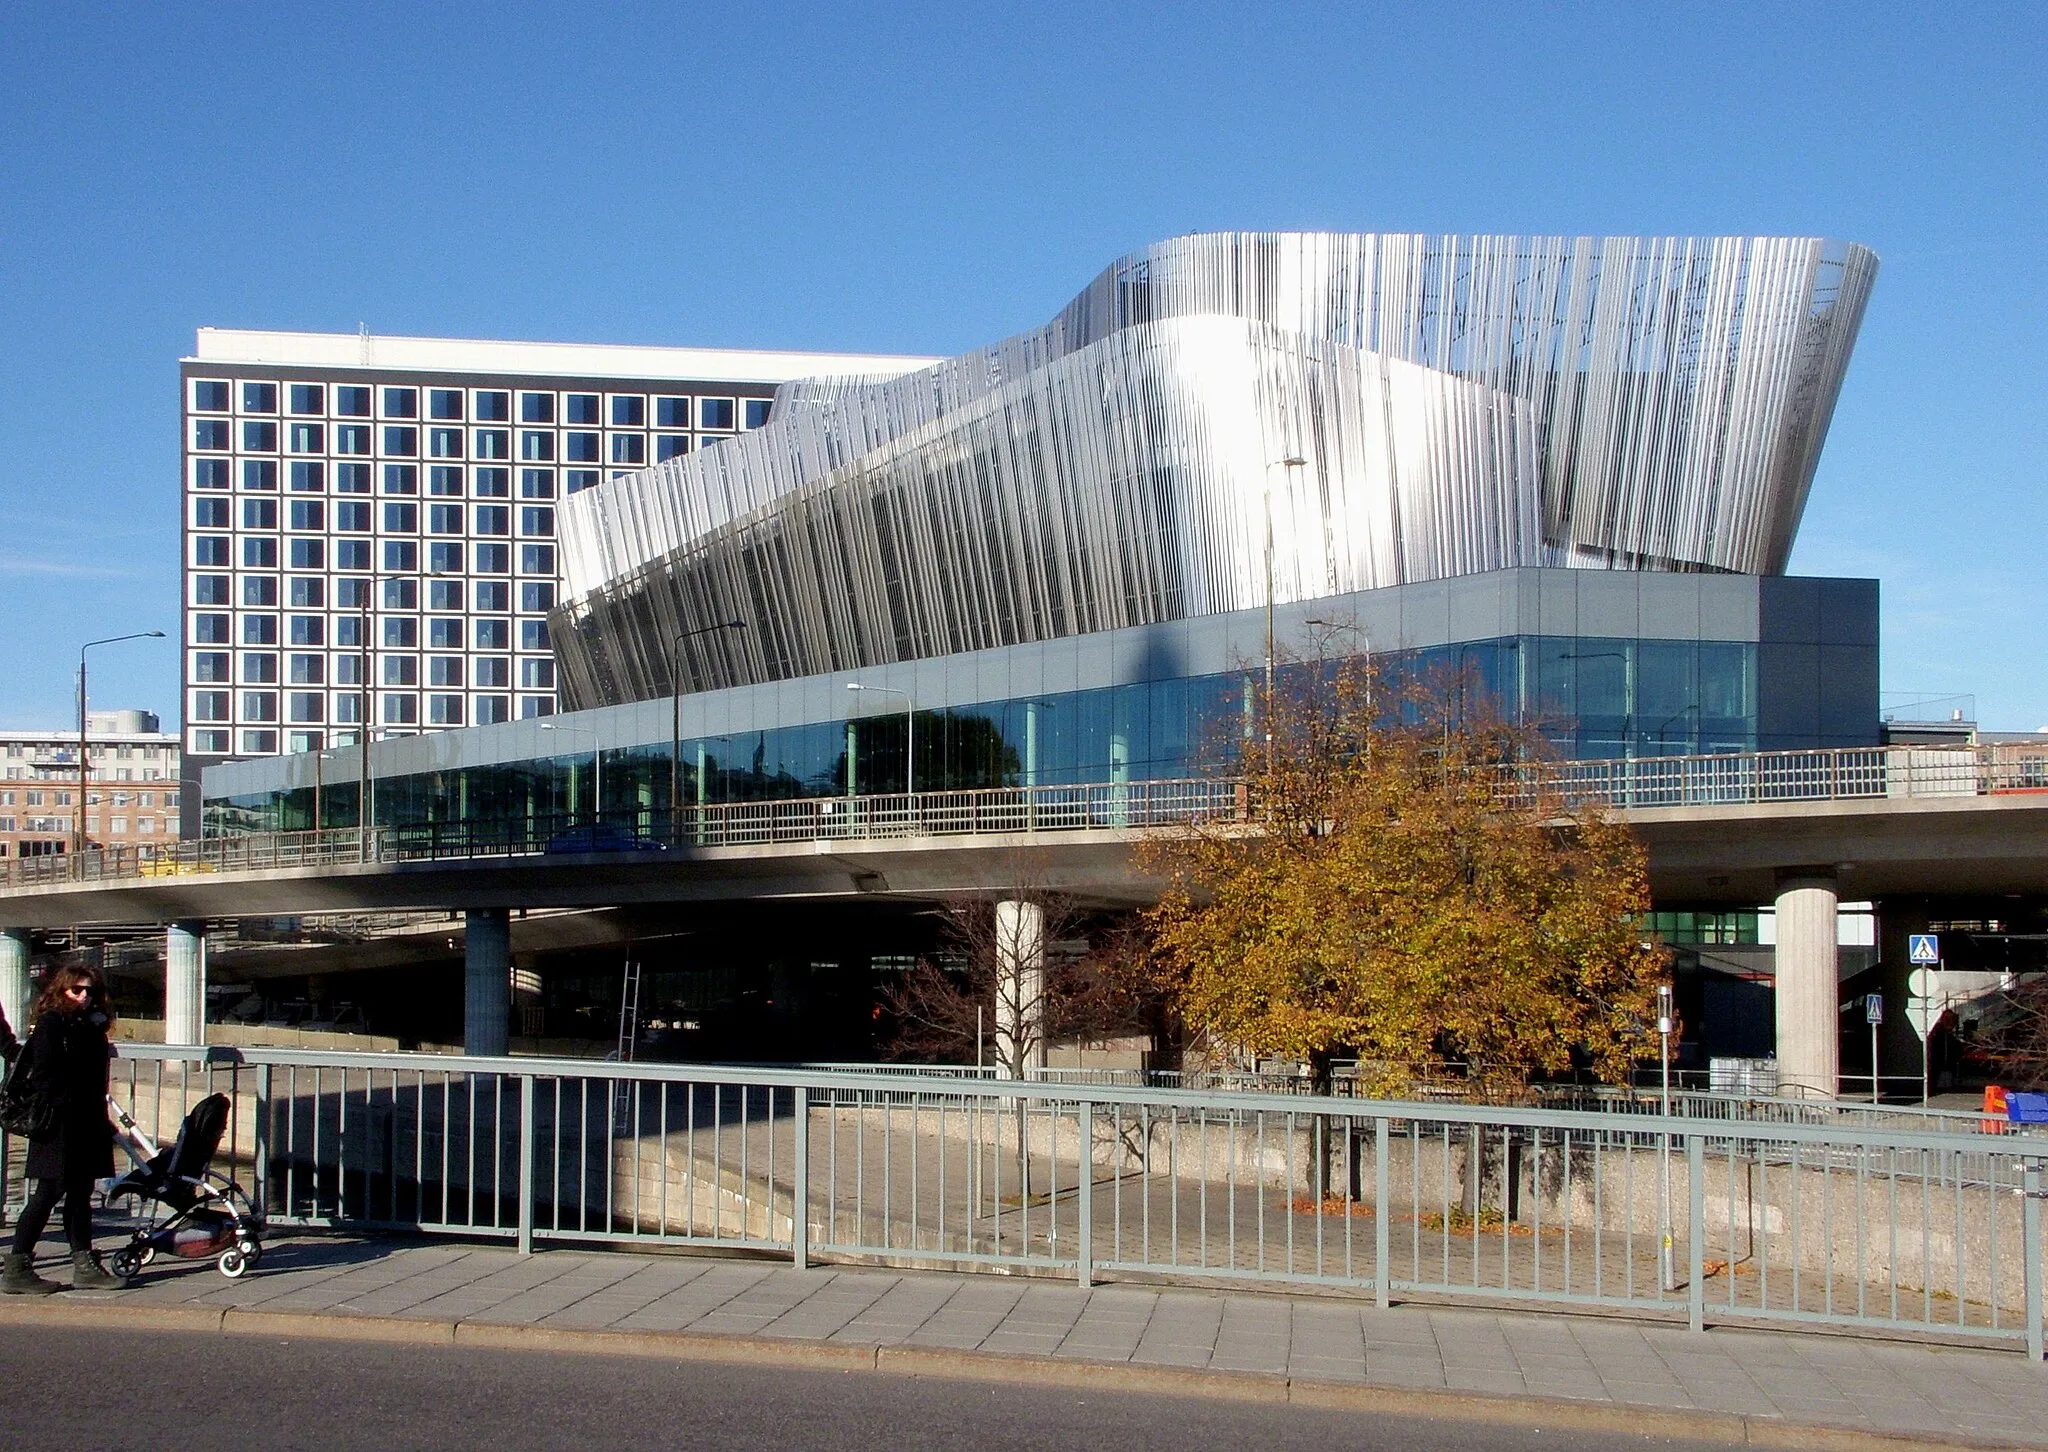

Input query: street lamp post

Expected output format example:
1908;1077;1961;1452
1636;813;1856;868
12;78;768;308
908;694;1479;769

847;683;913;796
1263;457;1307;781
352;567;450;861
668;620;747;836
540;723;601;827
1657;981;1675;1292
75;631;166;866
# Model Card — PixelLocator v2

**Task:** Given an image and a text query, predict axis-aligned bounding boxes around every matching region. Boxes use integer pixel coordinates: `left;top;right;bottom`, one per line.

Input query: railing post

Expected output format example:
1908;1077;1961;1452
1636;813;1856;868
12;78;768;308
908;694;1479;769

1686;1130;1706;1333
1375;1116;1390;1309
791;1085;810;1270
252;1062;271;1226
2026;1158;2044;1361
517;1073;536;1255
1077;1099;1094;1289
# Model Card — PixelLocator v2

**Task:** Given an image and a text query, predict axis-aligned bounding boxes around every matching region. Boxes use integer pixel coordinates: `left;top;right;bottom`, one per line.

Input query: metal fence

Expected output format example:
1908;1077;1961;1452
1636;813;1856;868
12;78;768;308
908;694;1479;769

89;1045;2048;1356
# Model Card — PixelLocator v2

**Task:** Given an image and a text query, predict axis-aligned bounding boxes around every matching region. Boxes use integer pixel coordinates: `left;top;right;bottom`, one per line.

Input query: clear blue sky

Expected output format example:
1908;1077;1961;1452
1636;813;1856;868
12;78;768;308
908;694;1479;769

2;2;2042;730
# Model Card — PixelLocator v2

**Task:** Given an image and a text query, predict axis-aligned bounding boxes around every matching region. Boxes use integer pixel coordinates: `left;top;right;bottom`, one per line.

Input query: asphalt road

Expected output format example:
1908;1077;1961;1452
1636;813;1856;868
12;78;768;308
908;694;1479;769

0;1323;1740;1452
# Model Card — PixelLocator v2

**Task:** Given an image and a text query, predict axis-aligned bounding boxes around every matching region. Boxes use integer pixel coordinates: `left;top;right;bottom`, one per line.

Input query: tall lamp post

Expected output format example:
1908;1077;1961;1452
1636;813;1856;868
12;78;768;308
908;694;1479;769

847;683;914;796
76;631;166;864
352;568;448;861
668;620;747;833
1657;981;1675;1291
1264;456;1306;780
540;723;601;827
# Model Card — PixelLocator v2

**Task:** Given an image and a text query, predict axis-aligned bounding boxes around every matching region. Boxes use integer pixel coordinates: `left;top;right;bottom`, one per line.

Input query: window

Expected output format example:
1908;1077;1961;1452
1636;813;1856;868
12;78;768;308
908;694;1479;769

609;434;645;465
334;500;371;532
334;461;370;493
241;652;278;683
473;657;509;687
428;466;464;496
241;691;277;721
242;613;277;643
520;544;555;575
655;396;690;428
383;655;417;685
473;695;510;726
699;397;734;430
428;694;464;726
428;389;464;421
475;619;509;650
192;652;229;683
428;656;464;687
519;469;555;500
193;380;230;411
193;419;230;450
519;696;555;719
193;614;229;644
744;399;772;429
289;577;323;607
655;434;689;461
565;393;599;425
521;619;551;652
383;541;417;572
383;464;417;494
288;499;324;531
191;730;228;753
191;691;229;722
566;470;599;494
289;461;325;491
335;539;371;570
474;543;508;574
289;615;324;646
519;430;554;461
474;504;509;535
474;581;509;612
474;391;509;422
289;383;325;415
335;385;371;417
427;542;463;574
382;387;417;419
427;503;463;534
335;424;371;455
383;620;418;649
334;578;369;610
242;382;277;413
427;579;463;612
564;432;599;462
193;459;230;489
520;582;555;612
383;502;418;533
520;506;554;536
428;618;462;649
520;392;554;423
474;429;509;460
610;395;645;426
382;695;417;725
244;537;278;569
243;420;277;451
194;498;230;531
382;426;417;456
382;578;417;610
334;654;363;685
473;467;509;498
288;653;324;684
332;692;361;720
288;539;323;570
241;460;277;489
192;537;229;567
241;498;276;530
289;422;324;452
243;576;278;607
289;693;324;723
428;427;463;459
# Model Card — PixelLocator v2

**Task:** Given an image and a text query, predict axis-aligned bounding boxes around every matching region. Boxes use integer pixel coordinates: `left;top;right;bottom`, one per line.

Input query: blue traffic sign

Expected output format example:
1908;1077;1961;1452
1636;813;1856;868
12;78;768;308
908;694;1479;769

1909;934;1941;965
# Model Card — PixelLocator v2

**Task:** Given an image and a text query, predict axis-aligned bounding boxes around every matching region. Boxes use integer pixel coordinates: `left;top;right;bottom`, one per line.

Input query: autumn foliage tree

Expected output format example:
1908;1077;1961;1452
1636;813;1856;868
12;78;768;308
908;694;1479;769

1141;653;1667;1102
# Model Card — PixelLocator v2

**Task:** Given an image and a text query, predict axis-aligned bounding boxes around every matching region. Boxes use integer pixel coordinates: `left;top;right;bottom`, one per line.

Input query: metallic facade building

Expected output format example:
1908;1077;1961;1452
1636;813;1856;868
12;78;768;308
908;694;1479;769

551;233;1877;710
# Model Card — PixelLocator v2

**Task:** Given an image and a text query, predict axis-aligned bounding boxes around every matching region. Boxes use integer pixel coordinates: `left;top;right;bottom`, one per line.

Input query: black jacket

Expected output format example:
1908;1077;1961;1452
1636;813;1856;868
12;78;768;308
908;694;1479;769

18;1008;114;1182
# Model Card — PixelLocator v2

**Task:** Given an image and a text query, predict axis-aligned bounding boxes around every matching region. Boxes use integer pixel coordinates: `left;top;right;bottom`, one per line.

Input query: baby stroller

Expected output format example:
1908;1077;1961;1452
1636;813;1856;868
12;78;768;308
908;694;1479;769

100;1093;263;1280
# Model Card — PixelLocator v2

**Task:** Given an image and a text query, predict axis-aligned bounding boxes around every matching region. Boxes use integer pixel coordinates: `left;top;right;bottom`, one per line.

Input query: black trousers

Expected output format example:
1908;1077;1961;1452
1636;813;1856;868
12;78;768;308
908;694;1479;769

10;1172;97;1256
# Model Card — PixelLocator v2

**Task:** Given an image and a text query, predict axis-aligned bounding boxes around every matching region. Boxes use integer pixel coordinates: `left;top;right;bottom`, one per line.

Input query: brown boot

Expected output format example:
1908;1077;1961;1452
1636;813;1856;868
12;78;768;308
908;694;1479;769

69;1250;124;1290
1;1252;61;1295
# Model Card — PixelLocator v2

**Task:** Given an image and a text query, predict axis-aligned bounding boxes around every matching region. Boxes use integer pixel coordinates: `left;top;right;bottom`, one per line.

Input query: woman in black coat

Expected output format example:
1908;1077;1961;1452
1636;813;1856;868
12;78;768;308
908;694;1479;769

1;965;123;1292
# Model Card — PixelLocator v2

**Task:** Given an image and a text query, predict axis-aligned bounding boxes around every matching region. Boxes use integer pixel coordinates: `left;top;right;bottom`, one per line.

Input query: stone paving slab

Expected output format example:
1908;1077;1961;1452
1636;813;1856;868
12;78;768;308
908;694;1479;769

7;1234;2048;1448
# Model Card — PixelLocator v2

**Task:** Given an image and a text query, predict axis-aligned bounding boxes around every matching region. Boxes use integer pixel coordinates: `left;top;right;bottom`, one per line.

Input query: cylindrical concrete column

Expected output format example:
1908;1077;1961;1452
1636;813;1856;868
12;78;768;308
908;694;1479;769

0;929;32;1042
465;909;511;1056
1775;872;1840;1097
992;898;1047;1079
165;920;207;1046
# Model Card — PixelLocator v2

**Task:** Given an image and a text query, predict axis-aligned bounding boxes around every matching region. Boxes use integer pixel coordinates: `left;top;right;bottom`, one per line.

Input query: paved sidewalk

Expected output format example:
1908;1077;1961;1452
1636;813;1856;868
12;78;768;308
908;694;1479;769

5;1235;2046;1449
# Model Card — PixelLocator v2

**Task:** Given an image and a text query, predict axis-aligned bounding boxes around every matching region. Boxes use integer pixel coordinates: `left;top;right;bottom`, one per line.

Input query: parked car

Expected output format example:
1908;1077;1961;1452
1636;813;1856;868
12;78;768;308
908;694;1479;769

543;823;668;854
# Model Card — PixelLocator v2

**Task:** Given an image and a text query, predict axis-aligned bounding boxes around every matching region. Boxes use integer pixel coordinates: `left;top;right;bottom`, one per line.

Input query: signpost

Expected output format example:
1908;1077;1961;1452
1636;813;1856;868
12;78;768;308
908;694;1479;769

1864;992;1884;1103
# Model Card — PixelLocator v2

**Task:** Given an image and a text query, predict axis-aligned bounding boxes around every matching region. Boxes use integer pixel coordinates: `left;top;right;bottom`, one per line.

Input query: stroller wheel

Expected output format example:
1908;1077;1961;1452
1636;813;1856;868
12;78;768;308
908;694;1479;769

138;1247;157;1268
108;1248;142;1281
216;1246;250;1279
237;1238;262;1268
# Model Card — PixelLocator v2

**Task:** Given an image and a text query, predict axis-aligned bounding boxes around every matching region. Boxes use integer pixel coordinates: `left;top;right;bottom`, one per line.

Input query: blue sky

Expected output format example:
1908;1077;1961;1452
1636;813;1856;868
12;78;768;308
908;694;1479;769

2;2;2042;730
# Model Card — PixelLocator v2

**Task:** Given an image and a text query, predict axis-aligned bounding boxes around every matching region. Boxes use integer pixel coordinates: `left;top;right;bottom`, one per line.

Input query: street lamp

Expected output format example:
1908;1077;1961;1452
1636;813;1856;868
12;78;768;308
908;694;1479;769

668;620;747;831
847;683;914;796
540;722;602;826
1264;457;1307;780
1657;981;1675;1292
76;631;166;862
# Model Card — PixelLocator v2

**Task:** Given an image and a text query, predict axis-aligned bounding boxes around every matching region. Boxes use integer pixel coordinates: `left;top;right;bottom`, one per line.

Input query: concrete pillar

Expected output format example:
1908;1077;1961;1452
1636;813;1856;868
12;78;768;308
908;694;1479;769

165;920;207;1046
465;908;510;1056
992;898;1046;1079
1774;871;1840;1097
0;929;31;1041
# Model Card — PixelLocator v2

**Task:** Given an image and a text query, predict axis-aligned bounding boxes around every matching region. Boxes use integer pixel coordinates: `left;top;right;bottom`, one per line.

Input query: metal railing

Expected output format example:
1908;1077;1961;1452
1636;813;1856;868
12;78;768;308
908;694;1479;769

102;1045;2048;1356
11;741;2048;891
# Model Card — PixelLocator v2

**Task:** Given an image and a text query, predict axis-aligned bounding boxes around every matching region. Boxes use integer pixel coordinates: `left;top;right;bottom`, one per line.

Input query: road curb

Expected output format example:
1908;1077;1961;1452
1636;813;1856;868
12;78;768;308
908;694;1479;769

0;1298;2028;1452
